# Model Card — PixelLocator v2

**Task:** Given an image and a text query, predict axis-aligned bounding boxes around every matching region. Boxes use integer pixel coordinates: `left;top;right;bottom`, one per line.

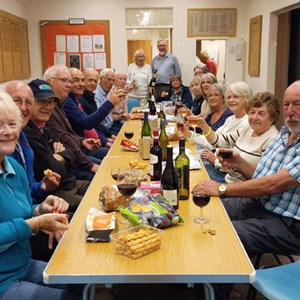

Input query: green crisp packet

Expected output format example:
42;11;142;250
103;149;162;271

118;194;183;229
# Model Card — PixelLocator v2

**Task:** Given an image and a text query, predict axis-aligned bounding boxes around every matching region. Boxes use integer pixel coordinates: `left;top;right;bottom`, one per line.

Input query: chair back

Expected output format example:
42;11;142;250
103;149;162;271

127;98;140;113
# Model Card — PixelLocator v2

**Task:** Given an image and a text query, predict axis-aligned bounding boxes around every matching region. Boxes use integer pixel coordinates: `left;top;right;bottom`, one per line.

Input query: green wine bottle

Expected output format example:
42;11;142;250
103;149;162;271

158;103;166;120
141;112;152;138
159;119;169;161
175;138;190;200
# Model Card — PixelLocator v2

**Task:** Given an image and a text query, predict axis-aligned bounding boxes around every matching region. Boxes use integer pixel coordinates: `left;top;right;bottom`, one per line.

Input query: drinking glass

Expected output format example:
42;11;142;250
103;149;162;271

178;106;190;120
218;146;233;172
192;193;210;224
111;167;126;181
117;169;139;224
187;115;200;133
124;130;134;140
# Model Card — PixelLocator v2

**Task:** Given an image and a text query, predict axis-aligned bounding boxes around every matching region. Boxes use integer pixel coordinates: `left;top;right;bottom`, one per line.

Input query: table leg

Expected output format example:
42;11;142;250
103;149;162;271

82;283;95;300
204;283;215;300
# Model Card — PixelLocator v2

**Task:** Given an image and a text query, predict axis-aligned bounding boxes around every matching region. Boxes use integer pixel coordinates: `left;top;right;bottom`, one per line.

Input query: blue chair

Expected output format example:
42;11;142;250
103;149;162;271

251;260;300;300
127;98;140;113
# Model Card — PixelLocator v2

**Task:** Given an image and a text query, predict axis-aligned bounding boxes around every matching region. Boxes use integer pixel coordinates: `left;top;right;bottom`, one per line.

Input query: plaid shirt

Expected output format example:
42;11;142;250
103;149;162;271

253;126;300;219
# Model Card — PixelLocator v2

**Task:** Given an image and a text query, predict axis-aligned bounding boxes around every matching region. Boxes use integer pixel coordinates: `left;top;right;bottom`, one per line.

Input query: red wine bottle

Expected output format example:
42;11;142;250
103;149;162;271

150;130;162;181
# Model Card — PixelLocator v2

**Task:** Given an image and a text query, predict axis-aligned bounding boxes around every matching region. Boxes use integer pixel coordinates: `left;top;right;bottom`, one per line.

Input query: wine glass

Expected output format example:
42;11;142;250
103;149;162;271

192;193;210;224
124;130;134;140
218;146;233;172
111;167;126;181
178;106;190;120
187;115;200;133
117;169;139;224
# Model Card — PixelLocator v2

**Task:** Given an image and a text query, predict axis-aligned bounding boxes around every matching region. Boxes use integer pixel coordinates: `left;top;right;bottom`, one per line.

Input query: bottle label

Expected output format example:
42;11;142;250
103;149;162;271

162;189;178;206
150;153;158;164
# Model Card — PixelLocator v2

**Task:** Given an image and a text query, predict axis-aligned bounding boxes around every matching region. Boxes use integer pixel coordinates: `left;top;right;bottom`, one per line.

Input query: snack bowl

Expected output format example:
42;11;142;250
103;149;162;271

110;224;163;259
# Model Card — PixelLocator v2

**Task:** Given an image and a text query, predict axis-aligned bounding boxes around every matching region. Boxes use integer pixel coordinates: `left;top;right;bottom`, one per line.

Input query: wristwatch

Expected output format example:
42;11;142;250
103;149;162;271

218;183;227;196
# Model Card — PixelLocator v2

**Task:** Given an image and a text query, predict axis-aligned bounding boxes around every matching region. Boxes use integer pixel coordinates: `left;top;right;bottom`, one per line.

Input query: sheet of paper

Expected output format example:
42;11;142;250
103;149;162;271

67;35;79;52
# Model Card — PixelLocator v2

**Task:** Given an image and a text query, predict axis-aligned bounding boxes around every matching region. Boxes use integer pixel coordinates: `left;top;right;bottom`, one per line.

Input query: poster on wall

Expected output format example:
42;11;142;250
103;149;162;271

69;54;81;69
54;52;66;65
93;35;105;52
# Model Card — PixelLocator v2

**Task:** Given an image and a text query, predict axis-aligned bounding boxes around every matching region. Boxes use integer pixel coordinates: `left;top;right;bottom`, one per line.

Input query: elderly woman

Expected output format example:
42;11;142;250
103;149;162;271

190;73;218;117
184;81;252;149
127;49;152;107
0;92;81;300
160;75;193;108
193;64;208;77
194;92;280;183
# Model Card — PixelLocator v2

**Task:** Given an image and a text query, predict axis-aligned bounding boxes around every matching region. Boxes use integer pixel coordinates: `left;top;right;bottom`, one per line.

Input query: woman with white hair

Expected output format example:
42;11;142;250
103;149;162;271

127;49;152;107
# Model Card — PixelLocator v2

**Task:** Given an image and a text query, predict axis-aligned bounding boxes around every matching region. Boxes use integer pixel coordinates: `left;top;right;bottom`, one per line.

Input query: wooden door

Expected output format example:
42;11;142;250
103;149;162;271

127;40;152;65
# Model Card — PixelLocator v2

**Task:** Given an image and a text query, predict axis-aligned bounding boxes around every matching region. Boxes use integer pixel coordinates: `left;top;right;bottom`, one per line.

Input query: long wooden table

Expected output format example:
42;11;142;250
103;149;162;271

43;118;255;300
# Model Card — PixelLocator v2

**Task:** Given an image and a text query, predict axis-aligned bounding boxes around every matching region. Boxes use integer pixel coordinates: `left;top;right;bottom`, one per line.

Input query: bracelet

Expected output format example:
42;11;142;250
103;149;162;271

32;217;39;236
203;126;212;137
187;131;195;141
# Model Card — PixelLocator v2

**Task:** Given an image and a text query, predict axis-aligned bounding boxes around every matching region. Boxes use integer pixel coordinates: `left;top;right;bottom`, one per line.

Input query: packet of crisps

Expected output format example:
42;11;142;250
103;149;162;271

118;194;183;229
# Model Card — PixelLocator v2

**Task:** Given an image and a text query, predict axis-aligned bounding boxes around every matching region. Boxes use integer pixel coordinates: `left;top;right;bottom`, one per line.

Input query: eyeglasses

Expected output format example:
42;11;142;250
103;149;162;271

103;77;115;83
13;98;34;108
51;77;74;84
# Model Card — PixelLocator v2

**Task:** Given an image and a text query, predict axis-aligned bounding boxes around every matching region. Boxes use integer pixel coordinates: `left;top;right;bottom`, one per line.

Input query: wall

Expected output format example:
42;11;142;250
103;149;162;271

1;0;299;93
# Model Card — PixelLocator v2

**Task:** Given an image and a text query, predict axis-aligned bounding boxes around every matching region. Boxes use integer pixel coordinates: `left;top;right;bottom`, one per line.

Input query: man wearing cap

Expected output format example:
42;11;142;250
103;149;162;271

6;80;60;202
43;64;100;181
24;79;90;212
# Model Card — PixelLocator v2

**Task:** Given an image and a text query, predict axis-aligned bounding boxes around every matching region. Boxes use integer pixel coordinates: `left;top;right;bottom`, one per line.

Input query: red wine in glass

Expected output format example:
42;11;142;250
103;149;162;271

117;183;137;197
193;193;210;224
124;131;134;139
218;148;233;159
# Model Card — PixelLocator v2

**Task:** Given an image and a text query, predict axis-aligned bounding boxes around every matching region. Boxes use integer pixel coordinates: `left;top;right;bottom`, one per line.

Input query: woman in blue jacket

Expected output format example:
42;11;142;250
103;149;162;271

0;91;81;300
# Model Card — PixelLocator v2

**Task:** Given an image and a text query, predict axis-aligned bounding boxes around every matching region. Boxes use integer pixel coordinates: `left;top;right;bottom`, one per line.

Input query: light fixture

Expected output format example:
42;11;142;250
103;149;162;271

68;18;85;25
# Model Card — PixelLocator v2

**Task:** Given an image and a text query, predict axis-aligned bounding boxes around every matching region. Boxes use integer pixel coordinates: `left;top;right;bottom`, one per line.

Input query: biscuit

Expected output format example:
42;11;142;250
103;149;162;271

43;169;53;178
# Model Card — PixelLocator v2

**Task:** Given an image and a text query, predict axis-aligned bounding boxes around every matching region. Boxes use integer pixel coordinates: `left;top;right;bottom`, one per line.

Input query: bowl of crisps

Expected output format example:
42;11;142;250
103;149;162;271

110;224;163;259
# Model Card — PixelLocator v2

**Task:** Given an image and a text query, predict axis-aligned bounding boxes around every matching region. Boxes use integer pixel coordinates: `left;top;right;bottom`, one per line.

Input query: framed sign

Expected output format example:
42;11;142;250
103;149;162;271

248;15;262;76
187;8;236;37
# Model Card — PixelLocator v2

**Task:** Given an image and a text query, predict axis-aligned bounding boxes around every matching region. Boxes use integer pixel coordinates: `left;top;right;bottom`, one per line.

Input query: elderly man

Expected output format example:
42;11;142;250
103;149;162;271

193;80;300;258
5;80;59;202
43;64;99;181
80;68;114;148
151;39;182;102
94;68;126;135
62;67;124;159
24;79;90;212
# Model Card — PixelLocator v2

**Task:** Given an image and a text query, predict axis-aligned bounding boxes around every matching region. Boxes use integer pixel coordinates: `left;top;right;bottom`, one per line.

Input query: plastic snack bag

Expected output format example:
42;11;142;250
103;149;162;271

119;194;183;229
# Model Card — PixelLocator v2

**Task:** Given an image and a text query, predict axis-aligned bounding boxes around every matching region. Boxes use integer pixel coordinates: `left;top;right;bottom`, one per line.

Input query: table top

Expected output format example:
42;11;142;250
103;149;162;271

44;140;255;285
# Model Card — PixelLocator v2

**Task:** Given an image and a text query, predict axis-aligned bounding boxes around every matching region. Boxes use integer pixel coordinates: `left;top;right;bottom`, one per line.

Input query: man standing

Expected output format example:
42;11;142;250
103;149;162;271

151;39;182;102
193;80;300;258
43;64;99;181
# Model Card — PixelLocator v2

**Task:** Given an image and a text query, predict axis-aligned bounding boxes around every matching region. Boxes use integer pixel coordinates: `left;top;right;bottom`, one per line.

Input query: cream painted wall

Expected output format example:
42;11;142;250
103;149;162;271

0;0;299;93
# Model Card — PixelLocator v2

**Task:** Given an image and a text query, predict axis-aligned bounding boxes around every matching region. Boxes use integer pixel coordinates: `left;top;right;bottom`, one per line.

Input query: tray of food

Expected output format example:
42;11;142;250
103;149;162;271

120;139;139;151
111;224;163;259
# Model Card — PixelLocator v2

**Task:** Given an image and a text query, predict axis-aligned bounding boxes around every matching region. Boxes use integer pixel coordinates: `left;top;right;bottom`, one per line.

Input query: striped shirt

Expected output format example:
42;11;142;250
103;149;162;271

253;126;300;219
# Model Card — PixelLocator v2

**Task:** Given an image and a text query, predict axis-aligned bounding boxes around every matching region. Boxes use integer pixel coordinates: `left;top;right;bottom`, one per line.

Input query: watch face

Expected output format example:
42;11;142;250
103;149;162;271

219;184;227;194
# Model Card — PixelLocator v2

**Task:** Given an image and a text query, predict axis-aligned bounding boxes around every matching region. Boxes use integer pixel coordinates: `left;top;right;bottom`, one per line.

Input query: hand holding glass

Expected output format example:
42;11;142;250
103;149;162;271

218;147;233;172
187;115;201;133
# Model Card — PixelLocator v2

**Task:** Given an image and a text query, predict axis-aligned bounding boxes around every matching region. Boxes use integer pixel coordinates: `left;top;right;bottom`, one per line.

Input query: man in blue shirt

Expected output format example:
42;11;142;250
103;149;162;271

151;39;182;102
193;80;300;257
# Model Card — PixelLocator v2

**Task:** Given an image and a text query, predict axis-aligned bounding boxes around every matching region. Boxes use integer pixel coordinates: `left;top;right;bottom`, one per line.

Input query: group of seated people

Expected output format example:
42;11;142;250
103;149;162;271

1;60;300;300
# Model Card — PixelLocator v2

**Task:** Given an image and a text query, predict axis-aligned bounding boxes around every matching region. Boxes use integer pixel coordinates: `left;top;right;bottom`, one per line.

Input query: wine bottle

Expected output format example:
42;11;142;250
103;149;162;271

158;102;166;120
159;119;169;161
149;94;156;116
150;130;162;181
161;145;179;209
175;138;190;200
141;112;152;138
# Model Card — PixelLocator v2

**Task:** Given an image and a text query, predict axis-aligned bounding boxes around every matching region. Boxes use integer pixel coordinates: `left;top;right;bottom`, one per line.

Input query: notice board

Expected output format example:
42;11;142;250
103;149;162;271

40;20;110;72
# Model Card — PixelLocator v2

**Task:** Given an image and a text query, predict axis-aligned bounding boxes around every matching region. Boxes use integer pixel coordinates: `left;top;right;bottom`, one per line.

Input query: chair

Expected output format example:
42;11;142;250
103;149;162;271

247;252;299;300
127;98;140;113
251;259;300;300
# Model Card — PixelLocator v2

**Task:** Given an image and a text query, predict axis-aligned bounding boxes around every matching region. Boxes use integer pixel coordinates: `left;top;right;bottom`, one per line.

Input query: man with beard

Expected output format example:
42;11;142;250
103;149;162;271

192;80;300;298
151;39;181;102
